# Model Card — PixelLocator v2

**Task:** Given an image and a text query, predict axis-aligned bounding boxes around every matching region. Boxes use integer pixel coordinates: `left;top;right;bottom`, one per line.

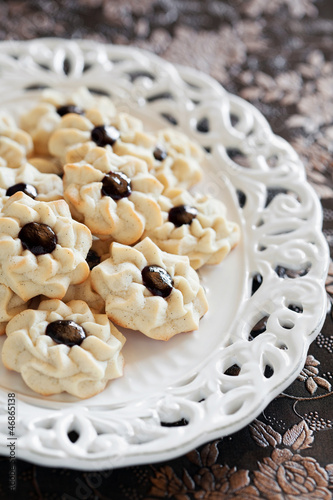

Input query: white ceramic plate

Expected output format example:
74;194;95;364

0;39;329;470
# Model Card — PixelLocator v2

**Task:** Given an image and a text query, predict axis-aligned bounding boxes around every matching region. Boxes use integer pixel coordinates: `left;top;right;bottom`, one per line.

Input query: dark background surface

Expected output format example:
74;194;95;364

0;1;333;498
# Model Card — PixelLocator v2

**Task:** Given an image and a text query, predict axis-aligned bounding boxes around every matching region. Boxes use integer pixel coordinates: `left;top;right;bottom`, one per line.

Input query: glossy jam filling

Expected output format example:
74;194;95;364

91;125;120;147
141;265;173;297
153;146;167;161
56;105;84;117
46;320;86;346
19;222;57;256
101;171;132;200
168;204;198;227
6;183;37;199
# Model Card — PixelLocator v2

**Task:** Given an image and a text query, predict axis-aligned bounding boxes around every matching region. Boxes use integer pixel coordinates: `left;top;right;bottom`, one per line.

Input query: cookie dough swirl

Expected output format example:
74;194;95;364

1;299;126;398
48;103;142;164
0;192;91;301
150;128;204;189
62;276;105;314
0;162;63;202
0;284;28;335
91;237;208;340
20;87;117;156
0;111;33;168
144;188;240;269
47;93;203;190
64;124;204;190
63;150;163;244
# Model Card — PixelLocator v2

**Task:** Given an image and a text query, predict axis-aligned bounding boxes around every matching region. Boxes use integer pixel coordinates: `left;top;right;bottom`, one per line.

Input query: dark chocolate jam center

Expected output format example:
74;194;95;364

46;320;86;346
6;183;38;199
168;205;198;227
141;265;173;298
91;125;120;147
19;222;57;256
101;171;132;200
153;146;167;161
86;249;100;270
56;105;84;117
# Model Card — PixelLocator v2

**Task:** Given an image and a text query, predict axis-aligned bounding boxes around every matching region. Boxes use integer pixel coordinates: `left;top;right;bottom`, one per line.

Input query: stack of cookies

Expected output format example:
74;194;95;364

0;88;240;398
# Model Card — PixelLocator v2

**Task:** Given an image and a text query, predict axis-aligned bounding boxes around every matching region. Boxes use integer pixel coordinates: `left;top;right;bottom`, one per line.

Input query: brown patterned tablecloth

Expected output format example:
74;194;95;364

0;1;333;498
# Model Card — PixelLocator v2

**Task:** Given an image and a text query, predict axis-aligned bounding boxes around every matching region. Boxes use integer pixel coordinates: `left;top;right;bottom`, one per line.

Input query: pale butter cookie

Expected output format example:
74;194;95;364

0;192;91;301
49;104;142;164
64;117;158;169
91;237;208;340
144;188;240;269
0;284;28;335
20;87;117;156
46;88;204;189
1;299;125;398
28;155;63;175
63;152;163;244
66;124;204;190
116;127;204;190
65;142;135;174
62;276;105;314
0;111;33;168
0;162;63;203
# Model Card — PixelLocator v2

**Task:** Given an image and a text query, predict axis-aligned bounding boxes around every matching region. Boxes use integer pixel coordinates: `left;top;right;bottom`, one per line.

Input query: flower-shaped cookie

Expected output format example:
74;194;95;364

63;150;163;244
152;128;204;189
66;124;204;190
1;299;125;398
112;127;158;168
20;87;117;156
0;162;63;203
64;121;158;170
0;284;28;335
48;101;142;164
0;111;33;168
91;237;208;340
115;127;204;189
0;192;91;301
45;87;204;188
144;188;240;269
65;142;132;174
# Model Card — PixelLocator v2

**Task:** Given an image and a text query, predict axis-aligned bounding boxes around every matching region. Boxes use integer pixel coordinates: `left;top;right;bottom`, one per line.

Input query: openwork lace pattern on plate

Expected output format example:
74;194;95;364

0;39;329;470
